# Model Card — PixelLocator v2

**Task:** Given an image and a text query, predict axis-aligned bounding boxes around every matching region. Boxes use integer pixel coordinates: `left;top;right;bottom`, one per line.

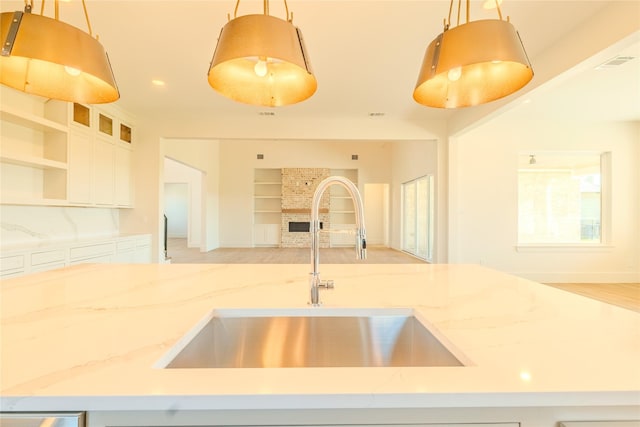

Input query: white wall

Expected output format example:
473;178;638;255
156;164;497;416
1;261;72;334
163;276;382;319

218;140;392;247
364;183;389;246
163;183;188;238
163;139;220;252
163;158;203;247
389;140;439;252
449;118;640;283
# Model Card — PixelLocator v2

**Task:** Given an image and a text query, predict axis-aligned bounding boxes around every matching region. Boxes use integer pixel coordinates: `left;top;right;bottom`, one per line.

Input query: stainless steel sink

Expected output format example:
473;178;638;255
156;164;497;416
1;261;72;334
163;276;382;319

158;308;464;368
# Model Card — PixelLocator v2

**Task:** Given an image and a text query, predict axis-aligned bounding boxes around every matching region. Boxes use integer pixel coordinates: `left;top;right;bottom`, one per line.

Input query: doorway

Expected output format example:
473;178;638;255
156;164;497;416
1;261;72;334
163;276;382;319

163;157;204;259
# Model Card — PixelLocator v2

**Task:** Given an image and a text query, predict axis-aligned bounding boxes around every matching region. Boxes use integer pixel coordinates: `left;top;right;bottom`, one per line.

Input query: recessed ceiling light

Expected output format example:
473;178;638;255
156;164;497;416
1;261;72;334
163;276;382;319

151;79;166;87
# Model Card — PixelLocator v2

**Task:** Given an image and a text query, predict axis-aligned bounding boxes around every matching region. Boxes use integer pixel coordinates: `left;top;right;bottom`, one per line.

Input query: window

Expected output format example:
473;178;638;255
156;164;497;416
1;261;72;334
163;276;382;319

517;152;608;245
402;175;434;261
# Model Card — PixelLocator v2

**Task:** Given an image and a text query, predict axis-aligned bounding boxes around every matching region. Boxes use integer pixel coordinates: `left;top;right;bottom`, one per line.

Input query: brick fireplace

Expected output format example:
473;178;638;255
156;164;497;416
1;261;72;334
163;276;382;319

281;168;331;248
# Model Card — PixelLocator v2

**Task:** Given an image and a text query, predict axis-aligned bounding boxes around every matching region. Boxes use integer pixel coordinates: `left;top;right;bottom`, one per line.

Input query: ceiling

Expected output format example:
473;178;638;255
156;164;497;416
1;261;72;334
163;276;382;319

2;0;639;131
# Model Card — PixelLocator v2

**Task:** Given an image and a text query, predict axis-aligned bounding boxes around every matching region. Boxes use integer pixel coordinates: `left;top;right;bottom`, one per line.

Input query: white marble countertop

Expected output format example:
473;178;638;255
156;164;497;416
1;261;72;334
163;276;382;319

1;263;639;412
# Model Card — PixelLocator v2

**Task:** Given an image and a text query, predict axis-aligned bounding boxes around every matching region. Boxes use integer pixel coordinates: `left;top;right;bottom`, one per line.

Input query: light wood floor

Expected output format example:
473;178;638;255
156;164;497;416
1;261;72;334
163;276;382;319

167;238;426;264
167;239;640;313
544;283;640;313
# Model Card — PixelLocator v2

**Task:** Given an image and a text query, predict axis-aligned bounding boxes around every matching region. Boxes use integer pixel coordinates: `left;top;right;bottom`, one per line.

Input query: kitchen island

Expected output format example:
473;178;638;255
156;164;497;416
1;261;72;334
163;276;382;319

1;263;639;425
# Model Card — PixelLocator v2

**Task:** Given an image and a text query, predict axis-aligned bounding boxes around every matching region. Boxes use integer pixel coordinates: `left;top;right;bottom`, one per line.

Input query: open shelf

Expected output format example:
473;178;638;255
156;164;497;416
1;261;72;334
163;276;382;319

0;154;68;170
0;106;68;134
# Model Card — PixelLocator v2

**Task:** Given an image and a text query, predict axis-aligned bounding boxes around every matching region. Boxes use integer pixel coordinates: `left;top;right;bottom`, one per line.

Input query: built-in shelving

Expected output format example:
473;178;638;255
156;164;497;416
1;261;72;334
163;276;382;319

0;88;69;203
253;168;282;246
0;154;68;170
0;107;69;133
1;86;135;208
329;168;358;247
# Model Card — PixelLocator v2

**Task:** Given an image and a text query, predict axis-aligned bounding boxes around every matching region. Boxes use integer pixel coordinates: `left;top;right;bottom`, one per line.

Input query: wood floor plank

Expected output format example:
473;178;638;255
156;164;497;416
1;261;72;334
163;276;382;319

544;283;640;313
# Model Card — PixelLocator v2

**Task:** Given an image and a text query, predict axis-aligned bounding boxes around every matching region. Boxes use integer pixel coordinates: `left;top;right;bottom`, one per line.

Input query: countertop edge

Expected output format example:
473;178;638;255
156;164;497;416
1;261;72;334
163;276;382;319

2;391;640;412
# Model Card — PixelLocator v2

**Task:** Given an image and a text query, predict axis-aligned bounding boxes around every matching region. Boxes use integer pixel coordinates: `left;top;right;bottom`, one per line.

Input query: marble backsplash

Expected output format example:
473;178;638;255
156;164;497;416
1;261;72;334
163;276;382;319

0;205;119;250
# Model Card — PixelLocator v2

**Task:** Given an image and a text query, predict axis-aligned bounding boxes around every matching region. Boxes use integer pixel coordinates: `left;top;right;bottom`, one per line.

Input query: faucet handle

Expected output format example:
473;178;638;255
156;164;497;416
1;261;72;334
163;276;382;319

355;228;367;260
319;279;334;289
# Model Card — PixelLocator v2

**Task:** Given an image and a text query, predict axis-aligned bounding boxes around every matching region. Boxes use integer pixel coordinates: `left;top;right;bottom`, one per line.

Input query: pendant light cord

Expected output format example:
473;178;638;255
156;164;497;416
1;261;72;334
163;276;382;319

445;0;505;30
28;0;95;38
81;0;94;37
230;0;291;21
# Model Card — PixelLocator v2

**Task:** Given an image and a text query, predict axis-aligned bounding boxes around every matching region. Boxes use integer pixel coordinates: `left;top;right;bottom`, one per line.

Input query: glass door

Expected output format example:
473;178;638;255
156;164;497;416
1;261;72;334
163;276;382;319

402;175;434;261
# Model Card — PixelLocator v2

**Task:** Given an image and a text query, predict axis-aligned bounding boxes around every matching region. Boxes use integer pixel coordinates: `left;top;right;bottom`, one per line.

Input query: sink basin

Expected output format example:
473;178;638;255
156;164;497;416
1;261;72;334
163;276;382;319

158;308;465;368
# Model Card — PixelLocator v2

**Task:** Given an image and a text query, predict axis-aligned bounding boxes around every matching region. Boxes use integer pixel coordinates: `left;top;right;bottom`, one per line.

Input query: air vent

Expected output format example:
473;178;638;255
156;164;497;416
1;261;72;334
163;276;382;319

258;111;275;116
595;55;636;69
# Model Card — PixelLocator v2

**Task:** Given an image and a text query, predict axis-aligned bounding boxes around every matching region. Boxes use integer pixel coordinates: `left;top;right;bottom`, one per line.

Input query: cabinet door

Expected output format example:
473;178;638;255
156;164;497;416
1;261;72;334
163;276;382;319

94;138;115;205
67;130;93;204
254;224;268;245
133;244;151;263
265;224;281;245
114;145;132;206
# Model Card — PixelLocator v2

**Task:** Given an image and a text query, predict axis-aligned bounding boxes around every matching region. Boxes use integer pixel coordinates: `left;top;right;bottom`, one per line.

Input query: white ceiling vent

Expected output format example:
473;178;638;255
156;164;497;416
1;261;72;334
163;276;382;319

595;55;637;69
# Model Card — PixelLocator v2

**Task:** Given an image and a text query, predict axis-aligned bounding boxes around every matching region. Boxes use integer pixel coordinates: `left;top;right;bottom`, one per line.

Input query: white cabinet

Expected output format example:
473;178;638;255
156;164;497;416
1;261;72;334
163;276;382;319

93;137;115;205
114;145;132;207
0;87;135;208
67;128;94;204
560;423;640;427
0;253;26;278
67;104;133;208
254;224;281;246
86;410;520;427
112;235;150;263
132;235;151;263
0;234;152;278
30;249;67;273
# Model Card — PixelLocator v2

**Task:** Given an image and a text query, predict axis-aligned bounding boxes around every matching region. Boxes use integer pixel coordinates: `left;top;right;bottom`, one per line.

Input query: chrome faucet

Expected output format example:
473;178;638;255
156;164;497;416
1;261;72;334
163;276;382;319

309;176;366;306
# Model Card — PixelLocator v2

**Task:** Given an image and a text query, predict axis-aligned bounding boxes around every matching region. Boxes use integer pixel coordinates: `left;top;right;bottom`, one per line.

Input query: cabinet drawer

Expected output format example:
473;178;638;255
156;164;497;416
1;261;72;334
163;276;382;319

1;254;25;271
1;270;24;279
136;235;151;247
31;262;66;273
69;254;112;265
70;242;115;261
116;239;135;252
561;423;640;427
31;249;66;266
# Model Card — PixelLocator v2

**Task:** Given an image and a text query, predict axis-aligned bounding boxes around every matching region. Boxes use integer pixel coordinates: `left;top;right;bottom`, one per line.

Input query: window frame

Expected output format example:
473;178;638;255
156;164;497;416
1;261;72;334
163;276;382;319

515;151;612;252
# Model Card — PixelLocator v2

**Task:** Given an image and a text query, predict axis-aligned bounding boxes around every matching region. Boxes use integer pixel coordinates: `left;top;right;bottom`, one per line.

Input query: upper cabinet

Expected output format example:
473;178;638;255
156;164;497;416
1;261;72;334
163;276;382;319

0;87;135;208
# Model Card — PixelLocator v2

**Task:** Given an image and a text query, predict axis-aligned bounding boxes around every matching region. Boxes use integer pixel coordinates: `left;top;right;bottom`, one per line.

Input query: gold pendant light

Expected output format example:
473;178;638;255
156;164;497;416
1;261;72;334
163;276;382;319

413;0;533;109
0;0;119;104
208;0;317;107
